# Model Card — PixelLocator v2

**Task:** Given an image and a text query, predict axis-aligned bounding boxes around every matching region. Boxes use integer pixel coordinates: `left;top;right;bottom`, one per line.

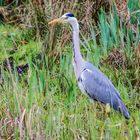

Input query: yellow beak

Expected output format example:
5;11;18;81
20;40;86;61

48;18;64;25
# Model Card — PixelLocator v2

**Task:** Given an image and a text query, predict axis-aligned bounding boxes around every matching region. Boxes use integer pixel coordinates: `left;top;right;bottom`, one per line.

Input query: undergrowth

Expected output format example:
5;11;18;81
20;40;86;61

0;1;140;140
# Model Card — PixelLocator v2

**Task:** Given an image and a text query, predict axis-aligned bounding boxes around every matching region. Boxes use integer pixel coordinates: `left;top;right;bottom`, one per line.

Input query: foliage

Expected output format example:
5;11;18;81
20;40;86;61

128;0;140;25
0;25;42;65
0;0;140;139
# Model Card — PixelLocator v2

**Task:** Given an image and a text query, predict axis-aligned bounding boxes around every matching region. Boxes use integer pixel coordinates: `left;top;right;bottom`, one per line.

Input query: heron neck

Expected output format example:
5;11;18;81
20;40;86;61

72;27;82;63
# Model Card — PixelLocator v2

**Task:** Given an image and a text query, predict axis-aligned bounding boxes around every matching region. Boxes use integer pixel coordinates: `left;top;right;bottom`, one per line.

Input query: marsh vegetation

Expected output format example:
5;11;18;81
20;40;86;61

0;0;140;139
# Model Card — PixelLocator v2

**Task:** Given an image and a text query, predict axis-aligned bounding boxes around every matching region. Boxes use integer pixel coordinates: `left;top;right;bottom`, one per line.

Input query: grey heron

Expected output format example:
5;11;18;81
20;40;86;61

48;13;130;119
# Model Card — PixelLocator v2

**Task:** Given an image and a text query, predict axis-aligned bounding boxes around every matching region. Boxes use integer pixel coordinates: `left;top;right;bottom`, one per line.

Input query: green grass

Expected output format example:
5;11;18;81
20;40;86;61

1;46;140;139
0;7;140;140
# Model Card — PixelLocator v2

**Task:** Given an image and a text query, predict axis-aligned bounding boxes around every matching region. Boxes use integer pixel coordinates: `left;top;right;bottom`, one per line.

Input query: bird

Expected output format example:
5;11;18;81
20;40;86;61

48;12;130;119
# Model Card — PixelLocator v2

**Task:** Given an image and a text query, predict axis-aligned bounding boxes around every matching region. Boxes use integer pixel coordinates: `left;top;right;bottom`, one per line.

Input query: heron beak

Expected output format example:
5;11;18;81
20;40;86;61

48;18;65;25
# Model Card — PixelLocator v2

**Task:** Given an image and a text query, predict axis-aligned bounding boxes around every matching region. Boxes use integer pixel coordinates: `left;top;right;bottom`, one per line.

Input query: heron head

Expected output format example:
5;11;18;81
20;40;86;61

48;12;77;25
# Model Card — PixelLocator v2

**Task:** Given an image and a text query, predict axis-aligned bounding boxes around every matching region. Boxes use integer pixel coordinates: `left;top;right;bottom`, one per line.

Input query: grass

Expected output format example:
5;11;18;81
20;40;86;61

0;5;140;140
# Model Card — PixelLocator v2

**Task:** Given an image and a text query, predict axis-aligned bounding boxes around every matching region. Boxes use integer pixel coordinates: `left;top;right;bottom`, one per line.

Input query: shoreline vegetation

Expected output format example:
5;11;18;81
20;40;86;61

0;0;140;139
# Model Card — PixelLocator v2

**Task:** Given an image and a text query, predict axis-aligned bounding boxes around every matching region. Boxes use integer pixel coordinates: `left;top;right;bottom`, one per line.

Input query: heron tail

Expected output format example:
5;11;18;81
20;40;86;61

118;100;130;119
111;97;130;119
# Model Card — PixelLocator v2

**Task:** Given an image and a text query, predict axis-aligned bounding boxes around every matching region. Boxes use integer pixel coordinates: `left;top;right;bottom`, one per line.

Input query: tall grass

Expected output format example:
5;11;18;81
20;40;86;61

0;1;140;140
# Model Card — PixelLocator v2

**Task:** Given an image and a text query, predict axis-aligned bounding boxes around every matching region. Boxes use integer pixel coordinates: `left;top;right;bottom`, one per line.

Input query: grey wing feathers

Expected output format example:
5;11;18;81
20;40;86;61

80;68;120;104
79;63;130;119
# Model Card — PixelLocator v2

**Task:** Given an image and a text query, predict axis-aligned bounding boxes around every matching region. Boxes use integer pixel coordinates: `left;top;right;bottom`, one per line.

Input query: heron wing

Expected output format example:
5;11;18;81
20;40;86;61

79;66;121;107
78;63;130;119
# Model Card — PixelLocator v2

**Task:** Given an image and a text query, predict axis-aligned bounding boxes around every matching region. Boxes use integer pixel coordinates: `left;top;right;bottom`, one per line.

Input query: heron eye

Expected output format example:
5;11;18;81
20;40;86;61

65;16;69;19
